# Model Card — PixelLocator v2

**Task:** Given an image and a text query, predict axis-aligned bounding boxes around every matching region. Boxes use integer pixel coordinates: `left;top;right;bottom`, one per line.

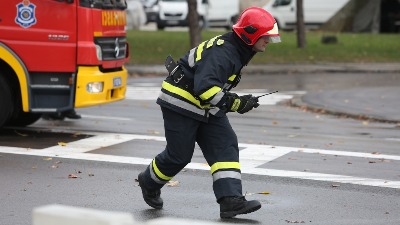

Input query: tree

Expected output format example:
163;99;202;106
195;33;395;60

296;0;306;48
187;0;202;48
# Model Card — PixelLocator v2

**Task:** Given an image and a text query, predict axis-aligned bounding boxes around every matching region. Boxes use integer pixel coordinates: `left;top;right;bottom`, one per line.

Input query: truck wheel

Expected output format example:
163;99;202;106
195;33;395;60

157;22;165;30
0;75;13;127
6;111;42;127
3;73;42;127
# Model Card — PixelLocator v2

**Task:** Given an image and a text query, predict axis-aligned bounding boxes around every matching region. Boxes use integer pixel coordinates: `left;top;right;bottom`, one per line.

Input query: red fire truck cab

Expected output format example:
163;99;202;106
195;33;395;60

0;0;129;128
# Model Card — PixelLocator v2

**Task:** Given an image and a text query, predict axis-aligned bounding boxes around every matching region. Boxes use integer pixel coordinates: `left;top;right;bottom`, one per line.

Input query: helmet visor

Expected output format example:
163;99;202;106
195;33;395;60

269;36;281;43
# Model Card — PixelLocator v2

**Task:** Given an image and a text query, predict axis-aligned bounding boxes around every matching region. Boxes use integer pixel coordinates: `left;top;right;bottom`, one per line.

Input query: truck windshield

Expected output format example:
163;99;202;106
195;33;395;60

80;0;127;10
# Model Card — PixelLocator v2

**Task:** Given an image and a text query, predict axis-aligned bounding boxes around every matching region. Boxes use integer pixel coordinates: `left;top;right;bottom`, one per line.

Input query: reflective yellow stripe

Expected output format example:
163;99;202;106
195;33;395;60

195;41;207;62
206;35;221;48
210;162;240;174
162;81;209;108
217;39;224;45
231;98;240;111
152;160;173;181
228;74;237;82
199;86;222;101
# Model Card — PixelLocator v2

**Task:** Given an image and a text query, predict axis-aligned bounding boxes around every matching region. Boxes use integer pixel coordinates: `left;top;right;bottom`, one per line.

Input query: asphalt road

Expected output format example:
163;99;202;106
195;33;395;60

1;72;399;225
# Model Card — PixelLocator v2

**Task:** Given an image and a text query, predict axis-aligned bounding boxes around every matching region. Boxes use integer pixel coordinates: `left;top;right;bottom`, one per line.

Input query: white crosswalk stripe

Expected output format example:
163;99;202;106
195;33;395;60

125;86;299;105
1;132;399;189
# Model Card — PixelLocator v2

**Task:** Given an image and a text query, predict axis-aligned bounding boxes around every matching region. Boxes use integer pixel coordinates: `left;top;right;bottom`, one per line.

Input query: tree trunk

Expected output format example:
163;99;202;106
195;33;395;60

187;0;202;48
296;0;306;48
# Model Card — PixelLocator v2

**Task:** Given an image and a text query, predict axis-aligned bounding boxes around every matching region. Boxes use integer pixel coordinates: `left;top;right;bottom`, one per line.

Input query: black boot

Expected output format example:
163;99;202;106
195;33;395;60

219;196;261;218
138;172;163;209
63;110;81;119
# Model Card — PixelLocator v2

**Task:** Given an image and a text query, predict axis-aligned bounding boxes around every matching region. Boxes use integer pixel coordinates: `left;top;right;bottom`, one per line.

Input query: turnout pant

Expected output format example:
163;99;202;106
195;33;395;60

141;107;242;201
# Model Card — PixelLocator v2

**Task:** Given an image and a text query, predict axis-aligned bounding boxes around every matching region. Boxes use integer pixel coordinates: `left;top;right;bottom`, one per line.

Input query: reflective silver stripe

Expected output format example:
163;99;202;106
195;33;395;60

188;47;196;68
209;107;221;115
209;90;224;105
149;161;169;184
159;91;207;116
212;171;241;182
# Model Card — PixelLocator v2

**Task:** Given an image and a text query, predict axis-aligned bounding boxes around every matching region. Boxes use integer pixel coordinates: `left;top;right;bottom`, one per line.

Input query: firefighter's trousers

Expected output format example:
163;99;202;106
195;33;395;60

141;106;243;201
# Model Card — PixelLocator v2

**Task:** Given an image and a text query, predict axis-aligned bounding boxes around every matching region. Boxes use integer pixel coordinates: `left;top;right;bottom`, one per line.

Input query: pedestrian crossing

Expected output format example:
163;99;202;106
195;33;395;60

125;86;301;105
1;132;399;189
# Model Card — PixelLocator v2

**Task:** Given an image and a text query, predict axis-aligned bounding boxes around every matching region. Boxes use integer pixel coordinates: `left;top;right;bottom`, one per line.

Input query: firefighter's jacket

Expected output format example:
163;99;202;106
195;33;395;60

157;32;256;122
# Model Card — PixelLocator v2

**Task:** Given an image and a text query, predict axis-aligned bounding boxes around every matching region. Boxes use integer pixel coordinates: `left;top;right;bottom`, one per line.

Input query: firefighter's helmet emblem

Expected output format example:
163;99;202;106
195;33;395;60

15;0;37;28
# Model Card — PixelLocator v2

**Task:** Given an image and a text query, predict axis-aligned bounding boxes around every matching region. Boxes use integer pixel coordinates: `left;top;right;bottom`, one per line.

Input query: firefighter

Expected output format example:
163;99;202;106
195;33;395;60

137;7;281;218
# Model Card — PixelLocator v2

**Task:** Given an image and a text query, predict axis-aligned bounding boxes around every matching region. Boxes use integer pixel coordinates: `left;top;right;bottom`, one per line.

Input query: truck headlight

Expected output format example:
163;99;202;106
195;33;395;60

95;44;102;61
87;82;104;93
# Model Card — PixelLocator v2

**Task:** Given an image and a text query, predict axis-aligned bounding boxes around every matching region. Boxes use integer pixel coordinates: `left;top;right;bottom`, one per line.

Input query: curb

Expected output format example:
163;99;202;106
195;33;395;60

286;96;400;124
126;63;400;76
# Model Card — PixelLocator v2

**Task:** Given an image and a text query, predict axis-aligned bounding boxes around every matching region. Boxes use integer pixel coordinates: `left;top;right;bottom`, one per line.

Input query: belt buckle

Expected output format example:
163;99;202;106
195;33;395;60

169;65;179;77
170;65;184;83
174;73;184;83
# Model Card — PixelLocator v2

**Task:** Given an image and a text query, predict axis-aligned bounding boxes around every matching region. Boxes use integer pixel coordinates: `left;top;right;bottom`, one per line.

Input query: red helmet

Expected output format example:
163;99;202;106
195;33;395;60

233;7;281;45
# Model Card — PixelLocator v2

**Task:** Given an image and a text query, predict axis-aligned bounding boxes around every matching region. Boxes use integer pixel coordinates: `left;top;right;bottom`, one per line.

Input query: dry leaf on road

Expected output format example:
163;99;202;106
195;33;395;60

166;180;179;187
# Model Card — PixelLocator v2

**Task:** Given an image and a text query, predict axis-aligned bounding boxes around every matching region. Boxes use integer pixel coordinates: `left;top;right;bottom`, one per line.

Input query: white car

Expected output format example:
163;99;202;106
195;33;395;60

264;0;349;30
156;0;239;30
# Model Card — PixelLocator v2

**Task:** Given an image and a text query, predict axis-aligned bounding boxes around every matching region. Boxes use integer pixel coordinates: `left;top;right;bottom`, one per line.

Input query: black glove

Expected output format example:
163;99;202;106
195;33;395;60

224;93;259;114
236;94;259;114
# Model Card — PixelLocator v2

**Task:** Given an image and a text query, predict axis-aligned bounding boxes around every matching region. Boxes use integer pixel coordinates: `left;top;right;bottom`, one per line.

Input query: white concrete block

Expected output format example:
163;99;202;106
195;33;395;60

33;204;136;225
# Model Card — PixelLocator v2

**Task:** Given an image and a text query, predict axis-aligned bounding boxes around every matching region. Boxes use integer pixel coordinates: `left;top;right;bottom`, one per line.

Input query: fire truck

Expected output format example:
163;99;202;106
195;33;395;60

0;0;129;128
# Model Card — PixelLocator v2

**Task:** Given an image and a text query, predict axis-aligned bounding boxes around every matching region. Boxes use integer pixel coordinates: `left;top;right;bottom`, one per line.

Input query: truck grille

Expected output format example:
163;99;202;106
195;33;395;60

94;37;127;61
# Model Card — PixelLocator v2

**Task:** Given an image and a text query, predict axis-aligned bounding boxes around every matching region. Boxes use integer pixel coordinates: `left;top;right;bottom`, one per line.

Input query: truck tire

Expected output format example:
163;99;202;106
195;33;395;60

3;73;42;127
5;94;42;127
6;111;42;127
157;22;165;30
0;75;13;127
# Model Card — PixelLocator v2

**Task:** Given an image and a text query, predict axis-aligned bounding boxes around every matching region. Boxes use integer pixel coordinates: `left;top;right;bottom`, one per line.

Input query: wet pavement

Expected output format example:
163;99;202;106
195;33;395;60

126;63;400;123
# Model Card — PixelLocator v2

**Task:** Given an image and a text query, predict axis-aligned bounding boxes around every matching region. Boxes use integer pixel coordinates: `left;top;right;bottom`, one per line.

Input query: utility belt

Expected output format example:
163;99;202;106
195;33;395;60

164;55;193;90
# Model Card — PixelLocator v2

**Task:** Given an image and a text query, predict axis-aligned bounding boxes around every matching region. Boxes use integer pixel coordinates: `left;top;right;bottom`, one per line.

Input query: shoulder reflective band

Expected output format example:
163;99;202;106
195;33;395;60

196;41;207;62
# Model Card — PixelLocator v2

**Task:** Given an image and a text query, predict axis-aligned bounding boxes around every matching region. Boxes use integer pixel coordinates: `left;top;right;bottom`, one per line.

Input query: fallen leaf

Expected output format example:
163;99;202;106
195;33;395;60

68;174;79;178
42;157;52;161
166;180;179;187
371;152;380;155
58;142;67;146
245;191;270;196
